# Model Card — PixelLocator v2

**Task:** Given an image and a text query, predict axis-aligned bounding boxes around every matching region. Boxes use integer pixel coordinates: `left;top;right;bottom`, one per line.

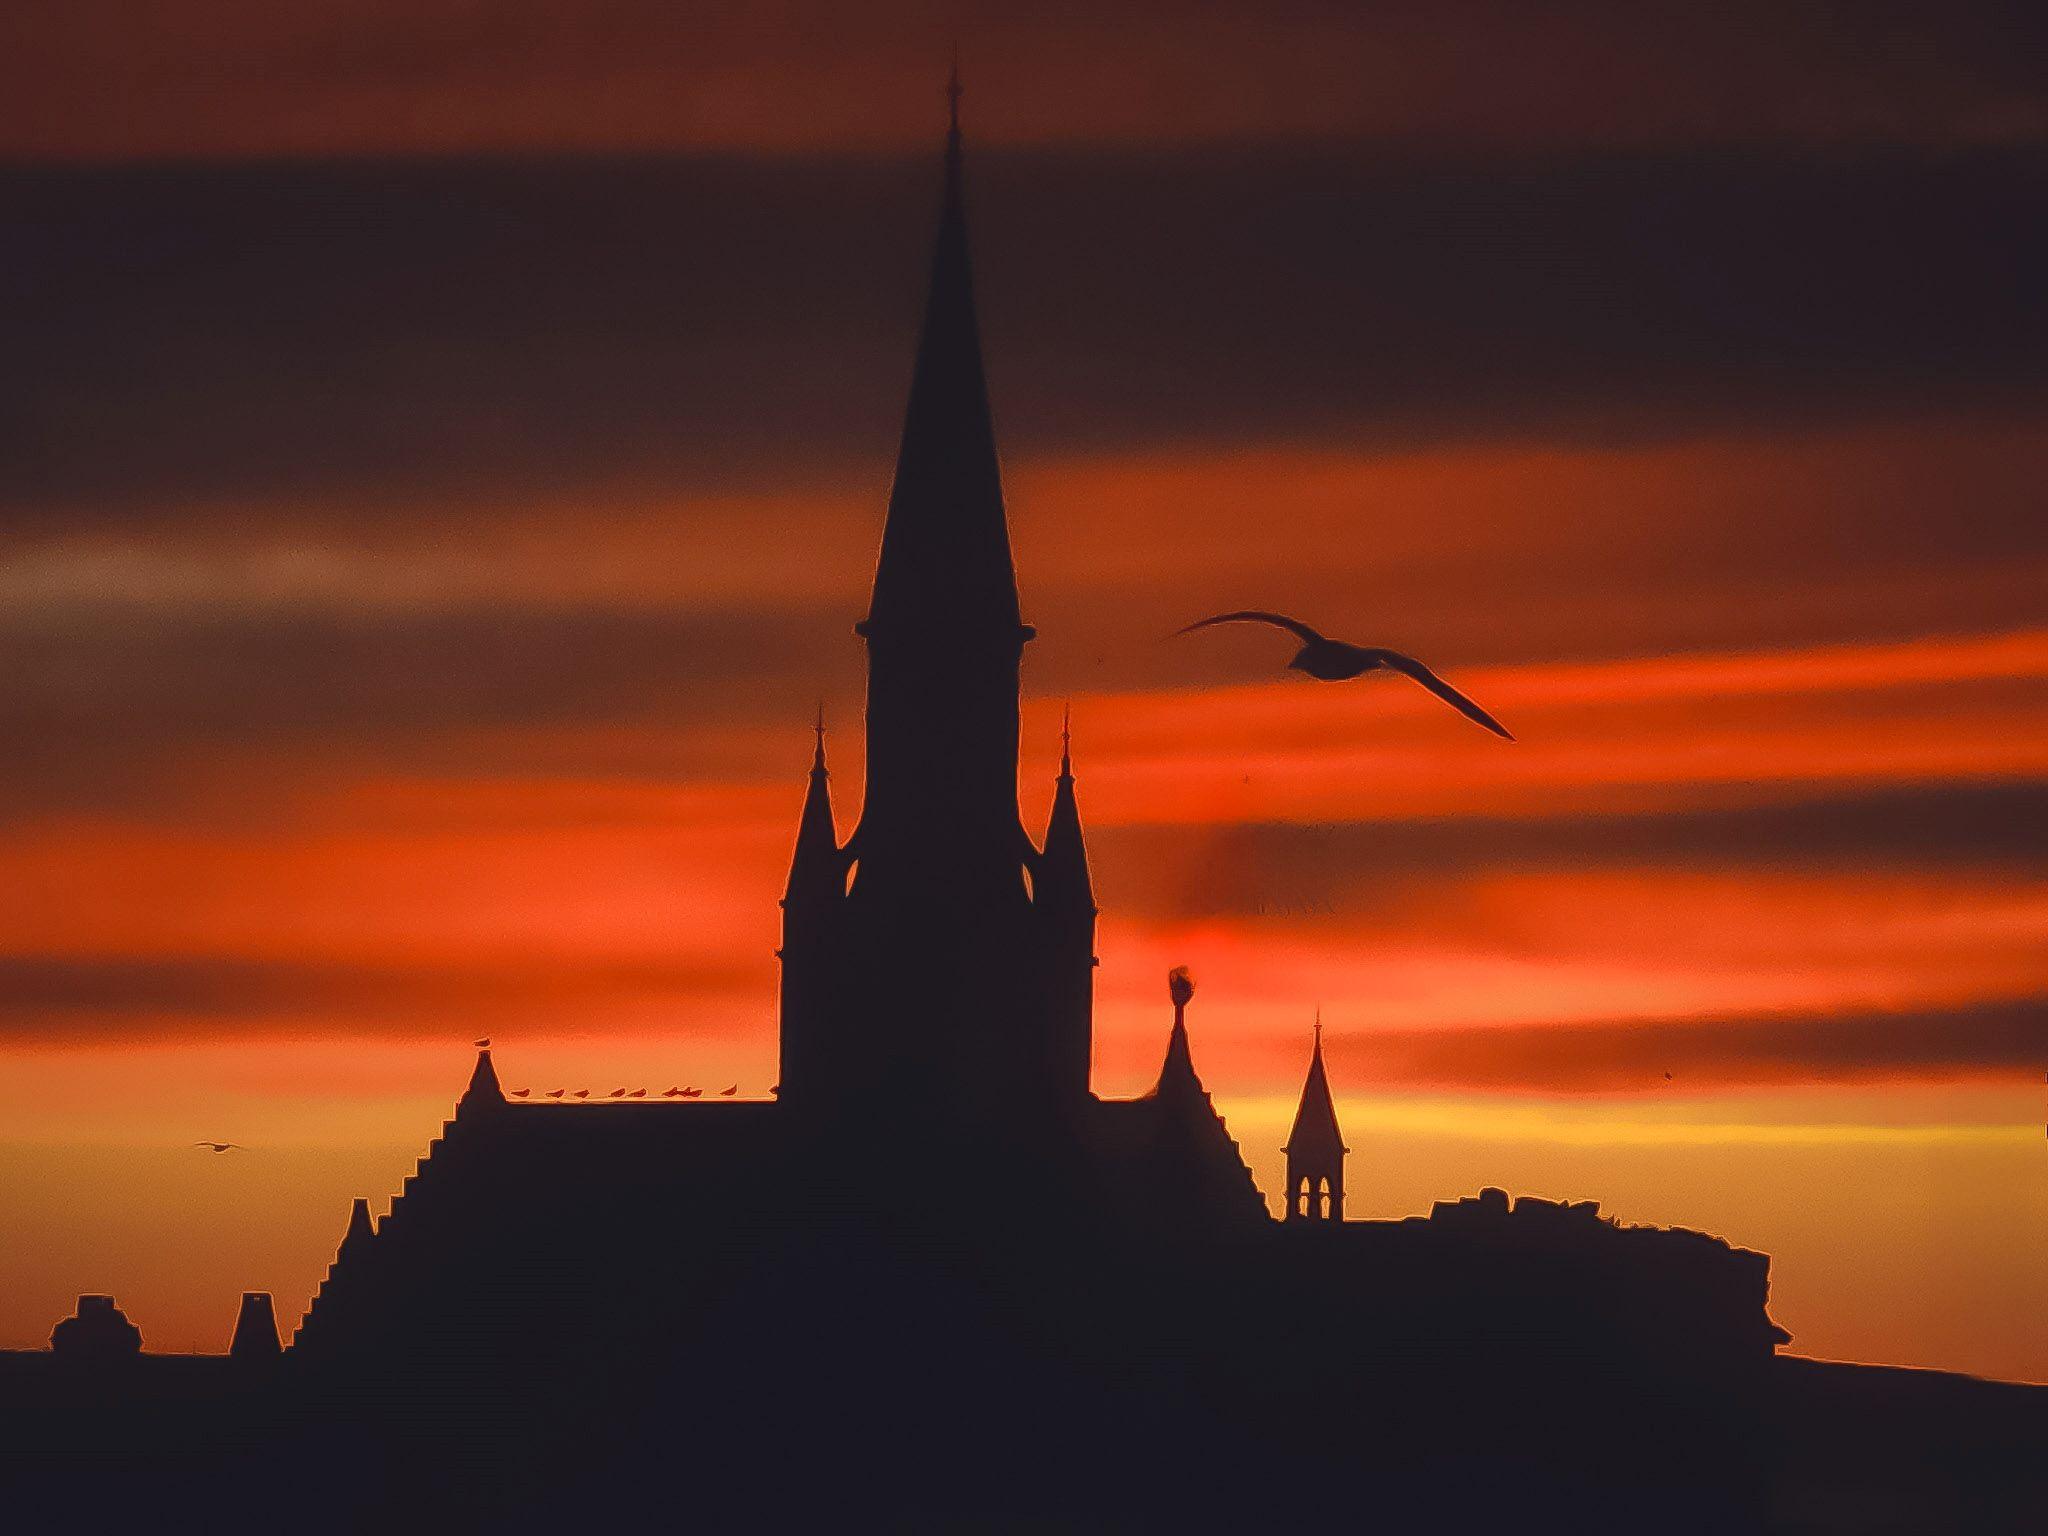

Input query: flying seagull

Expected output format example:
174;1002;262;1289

1174;612;1514;740
192;1142;243;1153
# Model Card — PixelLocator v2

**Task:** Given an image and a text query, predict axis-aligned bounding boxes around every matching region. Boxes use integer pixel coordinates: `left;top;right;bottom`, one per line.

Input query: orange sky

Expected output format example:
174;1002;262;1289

2;461;2043;1371
3;5;2045;1385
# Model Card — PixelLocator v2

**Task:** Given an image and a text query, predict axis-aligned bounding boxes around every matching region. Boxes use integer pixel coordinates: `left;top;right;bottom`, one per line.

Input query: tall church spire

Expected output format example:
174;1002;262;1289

849;72;1032;911
860;60;1024;639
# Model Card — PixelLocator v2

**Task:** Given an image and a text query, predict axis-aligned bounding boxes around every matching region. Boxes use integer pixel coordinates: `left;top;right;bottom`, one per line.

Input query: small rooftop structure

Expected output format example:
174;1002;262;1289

50;1294;142;1362
229;1293;282;1360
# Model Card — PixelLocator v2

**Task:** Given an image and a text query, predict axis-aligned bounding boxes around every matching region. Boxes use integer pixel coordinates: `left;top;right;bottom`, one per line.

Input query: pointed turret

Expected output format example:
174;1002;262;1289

339;1196;375;1261
1038;708;1094;912
458;1045;505;1115
778;713;848;1110
1034;706;1098;1106
1152;967;1206;1104
784;709;844;903
1133;968;1269;1229
1283;1020;1349;1222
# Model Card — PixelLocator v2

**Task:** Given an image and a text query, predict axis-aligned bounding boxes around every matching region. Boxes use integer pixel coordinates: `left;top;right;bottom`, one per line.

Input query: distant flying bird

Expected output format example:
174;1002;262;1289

628;1089;646;1098
1174;612;1514;740
192;1142;243;1153
473;1038;491;1048
1663;1071;1674;1081
510;1089;531;1098
546;1090;566;1100
720;1085;738;1097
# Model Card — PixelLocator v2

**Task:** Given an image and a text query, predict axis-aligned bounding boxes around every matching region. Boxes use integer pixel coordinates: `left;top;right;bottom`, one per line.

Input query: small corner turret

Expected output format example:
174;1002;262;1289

229;1292;283;1361
1283;1018;1347;1222
457;1042;505;1117
1037;706;1095;914
783;707;845;906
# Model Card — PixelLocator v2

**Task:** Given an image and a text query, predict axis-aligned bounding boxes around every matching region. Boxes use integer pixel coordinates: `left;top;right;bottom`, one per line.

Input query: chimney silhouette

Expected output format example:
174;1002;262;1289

230;1292;283;1359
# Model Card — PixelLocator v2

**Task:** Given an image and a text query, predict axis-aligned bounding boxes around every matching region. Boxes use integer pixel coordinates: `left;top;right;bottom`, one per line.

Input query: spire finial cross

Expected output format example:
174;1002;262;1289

811;701;828;769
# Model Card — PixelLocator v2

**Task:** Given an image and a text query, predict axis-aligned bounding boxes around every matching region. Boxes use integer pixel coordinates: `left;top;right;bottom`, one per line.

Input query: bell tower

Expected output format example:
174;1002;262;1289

1284;1021;1348;1222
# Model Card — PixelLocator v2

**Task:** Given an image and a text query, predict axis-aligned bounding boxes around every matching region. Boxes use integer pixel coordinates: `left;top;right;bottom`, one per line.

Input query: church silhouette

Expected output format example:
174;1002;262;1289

6;92;2045;1536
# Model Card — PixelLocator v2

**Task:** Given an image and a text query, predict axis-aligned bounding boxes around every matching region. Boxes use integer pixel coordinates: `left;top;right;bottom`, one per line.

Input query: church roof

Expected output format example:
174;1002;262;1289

861;71;1024;641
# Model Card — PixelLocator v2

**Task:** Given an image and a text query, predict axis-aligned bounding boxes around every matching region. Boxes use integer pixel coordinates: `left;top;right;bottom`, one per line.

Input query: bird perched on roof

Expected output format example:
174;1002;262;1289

1174;611;1514;740
662;1087;685;1098
681;1088;702;1098
546;1089;566;1100
572;1089;590;1100
608;1088;627;1098
720;1085;738;1097
192;1142;243;1153
628;1089;646;1098
473;1038;491;1049
510;1088;531;1098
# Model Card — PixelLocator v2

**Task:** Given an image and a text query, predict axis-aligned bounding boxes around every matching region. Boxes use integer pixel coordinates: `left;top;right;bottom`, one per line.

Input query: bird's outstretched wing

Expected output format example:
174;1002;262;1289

1174;611;1326;646
1367;650;1515;740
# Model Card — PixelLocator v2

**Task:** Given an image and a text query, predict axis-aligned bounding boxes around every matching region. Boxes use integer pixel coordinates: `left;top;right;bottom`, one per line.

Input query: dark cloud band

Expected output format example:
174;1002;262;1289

1344;995;2048;1091
7;142;2043;517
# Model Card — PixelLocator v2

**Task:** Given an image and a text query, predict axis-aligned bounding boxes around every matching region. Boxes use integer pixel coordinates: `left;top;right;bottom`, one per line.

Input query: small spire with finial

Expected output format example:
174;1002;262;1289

812;701;828;771
1059;702;1073;778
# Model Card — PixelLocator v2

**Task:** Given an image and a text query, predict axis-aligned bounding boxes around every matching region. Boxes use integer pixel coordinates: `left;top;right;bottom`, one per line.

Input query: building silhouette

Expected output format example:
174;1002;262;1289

264;97;1785;1522
6;88;2046;1535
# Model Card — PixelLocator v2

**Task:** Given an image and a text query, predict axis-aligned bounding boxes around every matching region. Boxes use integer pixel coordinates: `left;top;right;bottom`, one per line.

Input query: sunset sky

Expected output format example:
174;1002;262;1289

2;2;2044;1381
